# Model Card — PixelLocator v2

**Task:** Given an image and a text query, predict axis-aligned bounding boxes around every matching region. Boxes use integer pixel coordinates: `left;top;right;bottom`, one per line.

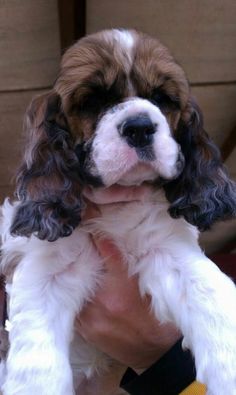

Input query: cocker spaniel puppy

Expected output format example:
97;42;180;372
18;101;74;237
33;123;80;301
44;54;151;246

0;29;236;395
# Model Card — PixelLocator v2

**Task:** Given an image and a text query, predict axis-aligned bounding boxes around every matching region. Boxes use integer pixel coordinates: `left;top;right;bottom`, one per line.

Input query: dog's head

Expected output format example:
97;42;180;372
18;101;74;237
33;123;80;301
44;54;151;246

11;29;236;241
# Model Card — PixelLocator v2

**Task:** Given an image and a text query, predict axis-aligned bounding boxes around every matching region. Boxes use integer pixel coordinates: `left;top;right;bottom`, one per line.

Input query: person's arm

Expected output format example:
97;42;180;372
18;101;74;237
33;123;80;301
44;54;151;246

75;239;196;394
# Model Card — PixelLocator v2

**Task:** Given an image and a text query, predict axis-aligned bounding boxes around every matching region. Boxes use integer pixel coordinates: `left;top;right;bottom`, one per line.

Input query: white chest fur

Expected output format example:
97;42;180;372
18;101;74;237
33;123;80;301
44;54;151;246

84;190;200;274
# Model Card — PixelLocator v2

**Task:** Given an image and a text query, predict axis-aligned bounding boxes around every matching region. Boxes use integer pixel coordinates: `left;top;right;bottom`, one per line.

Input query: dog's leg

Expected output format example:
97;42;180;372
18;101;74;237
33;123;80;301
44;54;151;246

2;232;101;395
138;251;236;395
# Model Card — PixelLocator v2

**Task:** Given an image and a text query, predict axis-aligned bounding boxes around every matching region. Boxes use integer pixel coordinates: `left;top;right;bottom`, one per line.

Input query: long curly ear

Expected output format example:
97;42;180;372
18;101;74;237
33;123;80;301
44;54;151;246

164;98;236;230
10;92;82;241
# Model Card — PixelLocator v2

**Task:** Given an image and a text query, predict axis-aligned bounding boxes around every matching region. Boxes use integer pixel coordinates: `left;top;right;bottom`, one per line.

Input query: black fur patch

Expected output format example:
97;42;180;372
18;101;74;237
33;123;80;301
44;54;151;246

11;197;82;242
164;101;236;230
75;143;104;187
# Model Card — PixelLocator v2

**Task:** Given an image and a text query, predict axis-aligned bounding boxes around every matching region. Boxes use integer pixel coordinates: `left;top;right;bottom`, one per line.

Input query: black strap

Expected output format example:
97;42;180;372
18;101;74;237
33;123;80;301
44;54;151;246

120;339;196;395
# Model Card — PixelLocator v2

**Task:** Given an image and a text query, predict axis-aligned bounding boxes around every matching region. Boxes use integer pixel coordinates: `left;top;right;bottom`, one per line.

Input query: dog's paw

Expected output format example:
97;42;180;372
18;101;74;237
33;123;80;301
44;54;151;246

3;348;75;395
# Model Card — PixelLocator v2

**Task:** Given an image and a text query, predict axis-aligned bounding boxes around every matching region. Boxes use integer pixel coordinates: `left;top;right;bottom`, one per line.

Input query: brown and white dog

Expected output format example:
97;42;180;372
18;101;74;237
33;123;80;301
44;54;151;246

0;29;236;395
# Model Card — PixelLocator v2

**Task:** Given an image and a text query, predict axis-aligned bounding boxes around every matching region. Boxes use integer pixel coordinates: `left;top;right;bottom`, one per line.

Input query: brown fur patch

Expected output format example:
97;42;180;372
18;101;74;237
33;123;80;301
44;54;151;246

54;30;190;138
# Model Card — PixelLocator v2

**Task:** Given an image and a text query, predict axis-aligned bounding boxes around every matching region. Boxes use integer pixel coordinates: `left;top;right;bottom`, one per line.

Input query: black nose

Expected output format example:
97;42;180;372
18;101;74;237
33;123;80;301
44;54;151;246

121;116;156;148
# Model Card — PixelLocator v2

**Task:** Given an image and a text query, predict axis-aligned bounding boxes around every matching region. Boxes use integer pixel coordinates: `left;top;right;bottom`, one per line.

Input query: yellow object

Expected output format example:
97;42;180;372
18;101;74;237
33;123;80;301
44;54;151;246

180;381;206;395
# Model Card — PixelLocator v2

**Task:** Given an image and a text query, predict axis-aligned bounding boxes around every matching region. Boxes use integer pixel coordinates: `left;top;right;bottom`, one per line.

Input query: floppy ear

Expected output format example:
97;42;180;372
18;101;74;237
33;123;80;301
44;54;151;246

164;98;236;230
10;91;82;241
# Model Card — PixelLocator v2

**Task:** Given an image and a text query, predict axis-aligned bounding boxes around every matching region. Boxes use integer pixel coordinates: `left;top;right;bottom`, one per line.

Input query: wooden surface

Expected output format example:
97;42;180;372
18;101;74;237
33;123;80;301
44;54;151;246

0;0;60;91
200;217;236;254
0;0;60;201
58;0;86;52
221;126;236;162
87;0;236;84
225;147;236;179
192;84;236;147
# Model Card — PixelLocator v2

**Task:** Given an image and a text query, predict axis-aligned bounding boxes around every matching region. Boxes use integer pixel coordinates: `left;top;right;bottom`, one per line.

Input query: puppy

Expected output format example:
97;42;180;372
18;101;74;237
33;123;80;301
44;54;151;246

0;29;236;395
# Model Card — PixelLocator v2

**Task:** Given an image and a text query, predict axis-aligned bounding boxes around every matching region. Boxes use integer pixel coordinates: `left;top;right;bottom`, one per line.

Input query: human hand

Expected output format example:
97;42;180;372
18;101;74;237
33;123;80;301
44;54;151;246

83;184;152;205
75;238;181;371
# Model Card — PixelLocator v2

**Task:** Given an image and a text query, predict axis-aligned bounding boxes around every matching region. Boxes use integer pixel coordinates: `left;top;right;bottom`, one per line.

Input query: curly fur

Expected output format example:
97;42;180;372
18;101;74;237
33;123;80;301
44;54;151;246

165;99;236;229
11;93;82;241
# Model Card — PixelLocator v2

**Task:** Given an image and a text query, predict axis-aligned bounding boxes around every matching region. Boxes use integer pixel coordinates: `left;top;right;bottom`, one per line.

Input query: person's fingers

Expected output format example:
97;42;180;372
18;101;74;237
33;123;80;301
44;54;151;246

90;237;129;276
83;185;153;205
93;238;121;259
82;201;101;221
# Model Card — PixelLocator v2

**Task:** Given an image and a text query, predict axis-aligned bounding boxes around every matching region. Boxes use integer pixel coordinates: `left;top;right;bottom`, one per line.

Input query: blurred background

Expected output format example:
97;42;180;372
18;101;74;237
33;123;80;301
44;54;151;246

0;0;235;257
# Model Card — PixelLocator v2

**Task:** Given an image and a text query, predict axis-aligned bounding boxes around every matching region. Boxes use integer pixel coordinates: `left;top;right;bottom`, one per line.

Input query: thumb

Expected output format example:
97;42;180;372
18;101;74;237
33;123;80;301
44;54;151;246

93;237;126;273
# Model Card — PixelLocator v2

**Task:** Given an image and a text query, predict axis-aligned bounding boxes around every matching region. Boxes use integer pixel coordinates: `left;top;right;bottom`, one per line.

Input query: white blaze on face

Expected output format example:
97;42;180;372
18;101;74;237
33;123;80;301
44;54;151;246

107;29;135;72
112;29;135;51
103;30;136;95
90;98;181;186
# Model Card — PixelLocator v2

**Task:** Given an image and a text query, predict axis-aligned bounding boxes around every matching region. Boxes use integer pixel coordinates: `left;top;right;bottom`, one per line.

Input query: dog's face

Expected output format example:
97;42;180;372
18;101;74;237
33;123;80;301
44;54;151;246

10;30;236;241
76;98;183;187
55;30;188;187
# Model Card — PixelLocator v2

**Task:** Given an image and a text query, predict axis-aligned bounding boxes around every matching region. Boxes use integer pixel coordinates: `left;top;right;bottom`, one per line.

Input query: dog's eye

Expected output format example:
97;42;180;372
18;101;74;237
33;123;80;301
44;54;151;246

80;95;103;113
151;90;180;112
70;97;100;117
76;86;121;116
